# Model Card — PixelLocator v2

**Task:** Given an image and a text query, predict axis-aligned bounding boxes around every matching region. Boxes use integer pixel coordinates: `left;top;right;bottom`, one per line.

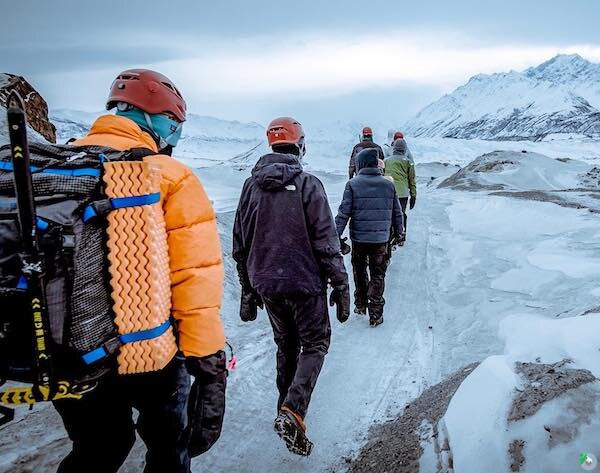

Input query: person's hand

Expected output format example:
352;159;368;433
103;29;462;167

185;351;228;457
339;237;351;255
409;195;416;209
329;284;350;323
240;286;263;322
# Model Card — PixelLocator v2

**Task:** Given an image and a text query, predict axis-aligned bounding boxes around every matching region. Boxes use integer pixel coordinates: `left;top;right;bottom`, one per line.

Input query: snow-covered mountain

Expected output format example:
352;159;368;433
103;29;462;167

405;54;600;141
51;109;265;143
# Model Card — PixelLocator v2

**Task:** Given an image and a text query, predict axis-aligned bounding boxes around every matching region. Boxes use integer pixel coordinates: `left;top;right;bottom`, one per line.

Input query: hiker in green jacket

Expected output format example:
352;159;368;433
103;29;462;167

384;138;416;245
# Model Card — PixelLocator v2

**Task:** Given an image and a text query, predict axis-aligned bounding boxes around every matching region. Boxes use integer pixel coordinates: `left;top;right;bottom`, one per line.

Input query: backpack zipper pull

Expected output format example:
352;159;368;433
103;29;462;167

65;152;87;162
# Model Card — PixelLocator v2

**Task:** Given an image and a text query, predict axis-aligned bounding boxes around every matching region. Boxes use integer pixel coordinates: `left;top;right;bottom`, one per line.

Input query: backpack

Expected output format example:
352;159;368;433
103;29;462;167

0;143;167;389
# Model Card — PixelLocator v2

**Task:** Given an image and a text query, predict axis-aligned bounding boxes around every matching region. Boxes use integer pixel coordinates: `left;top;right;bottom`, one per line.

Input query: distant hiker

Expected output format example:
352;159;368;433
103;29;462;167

385;138;417;245
233;117;349;456
348;126;385;179
53;69;227;473
384;131;414;161
336;148;404;326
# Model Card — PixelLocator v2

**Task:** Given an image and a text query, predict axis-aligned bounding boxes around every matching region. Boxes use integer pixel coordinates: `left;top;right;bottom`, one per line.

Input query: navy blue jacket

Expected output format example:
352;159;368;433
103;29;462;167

233;153;348;296
335;168;404;244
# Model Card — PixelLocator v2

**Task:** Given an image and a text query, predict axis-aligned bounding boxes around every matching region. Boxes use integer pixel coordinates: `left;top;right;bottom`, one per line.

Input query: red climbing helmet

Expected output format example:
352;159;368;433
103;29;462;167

266;117;305;146
393;131;404;141
106;69;187;122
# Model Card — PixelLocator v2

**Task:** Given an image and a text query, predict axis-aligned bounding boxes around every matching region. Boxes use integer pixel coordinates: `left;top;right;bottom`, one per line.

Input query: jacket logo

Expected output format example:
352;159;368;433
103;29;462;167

285;184;296;191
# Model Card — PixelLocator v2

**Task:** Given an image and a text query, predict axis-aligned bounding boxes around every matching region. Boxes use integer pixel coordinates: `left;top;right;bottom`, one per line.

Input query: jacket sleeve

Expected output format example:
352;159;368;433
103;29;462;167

409;162;417;197
335;181;352;237
392;190;404;237
349;145;357;179
377;145;385;161
232;179;252;288
163;169;226;358
302;177;348;286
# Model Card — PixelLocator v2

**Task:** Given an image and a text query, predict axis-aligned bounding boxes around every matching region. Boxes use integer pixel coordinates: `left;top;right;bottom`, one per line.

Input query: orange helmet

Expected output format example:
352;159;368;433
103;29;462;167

393;131;404;141
107;69;186;122
362;126;373;137
266;117;305;147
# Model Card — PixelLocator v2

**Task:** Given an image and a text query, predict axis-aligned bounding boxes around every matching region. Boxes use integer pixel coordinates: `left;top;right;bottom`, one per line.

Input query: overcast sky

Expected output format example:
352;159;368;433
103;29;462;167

3;0;600;126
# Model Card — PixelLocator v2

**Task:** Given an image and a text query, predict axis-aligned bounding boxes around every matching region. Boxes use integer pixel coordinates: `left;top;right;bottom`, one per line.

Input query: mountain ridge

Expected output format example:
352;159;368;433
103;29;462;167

405;54;600;141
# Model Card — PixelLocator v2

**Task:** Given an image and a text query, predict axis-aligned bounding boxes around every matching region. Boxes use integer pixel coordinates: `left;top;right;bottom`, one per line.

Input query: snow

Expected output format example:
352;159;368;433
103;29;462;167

0;74;11;89
443;355;520;473
443;314;600;473
446;197;595;240
528;239;600;278
2;105;600;472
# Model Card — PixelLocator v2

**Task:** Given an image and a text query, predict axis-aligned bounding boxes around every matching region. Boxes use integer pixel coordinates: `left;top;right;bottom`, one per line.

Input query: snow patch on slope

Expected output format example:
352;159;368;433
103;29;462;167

444;314;600;473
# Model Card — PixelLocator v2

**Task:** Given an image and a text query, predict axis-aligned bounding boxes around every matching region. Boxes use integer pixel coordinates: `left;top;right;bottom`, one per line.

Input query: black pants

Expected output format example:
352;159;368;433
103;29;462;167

399;197;408;235
54;355;191;473
351;242;389;318
263;293;331;419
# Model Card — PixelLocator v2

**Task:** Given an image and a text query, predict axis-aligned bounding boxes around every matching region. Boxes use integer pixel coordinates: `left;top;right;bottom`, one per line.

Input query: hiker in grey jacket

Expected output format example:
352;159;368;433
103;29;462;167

336;148;403;327
383;131;414;161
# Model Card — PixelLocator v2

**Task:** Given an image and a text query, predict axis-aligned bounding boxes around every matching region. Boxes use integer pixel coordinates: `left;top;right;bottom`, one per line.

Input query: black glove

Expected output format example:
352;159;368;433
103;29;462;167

410;195;416;210
339;237;351;255
185;351;228;457
329;284;350;323
240;286;263;322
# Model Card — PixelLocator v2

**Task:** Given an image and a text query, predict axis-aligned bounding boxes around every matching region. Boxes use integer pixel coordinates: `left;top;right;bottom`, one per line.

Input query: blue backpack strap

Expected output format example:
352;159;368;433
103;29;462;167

0;161;101;177
82;319;171;365
82;192;161;223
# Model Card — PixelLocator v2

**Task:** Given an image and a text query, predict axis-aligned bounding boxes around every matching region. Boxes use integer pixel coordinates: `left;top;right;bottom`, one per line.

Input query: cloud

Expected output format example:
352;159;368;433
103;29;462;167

15;28;600;125
156;32;600;103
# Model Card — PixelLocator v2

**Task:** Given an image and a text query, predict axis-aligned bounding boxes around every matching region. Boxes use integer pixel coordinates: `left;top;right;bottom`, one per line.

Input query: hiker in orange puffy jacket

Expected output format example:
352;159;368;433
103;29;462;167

53;69;226;473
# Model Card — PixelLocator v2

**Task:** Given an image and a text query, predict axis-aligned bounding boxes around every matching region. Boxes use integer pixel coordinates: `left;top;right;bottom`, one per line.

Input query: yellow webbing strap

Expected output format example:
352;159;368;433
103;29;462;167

0;381;96;406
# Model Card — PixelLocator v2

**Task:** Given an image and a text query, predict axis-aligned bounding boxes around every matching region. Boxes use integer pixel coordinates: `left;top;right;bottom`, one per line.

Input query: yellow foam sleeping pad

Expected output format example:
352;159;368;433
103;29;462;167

103;159;177;374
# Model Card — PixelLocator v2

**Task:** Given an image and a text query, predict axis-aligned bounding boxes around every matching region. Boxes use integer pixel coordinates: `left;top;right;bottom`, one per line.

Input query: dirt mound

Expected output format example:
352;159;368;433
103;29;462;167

347;363;478;473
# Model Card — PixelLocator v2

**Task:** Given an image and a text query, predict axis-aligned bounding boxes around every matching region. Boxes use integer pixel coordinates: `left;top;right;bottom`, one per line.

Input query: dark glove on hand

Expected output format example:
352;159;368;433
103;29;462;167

409;195;416;210
329;284;350;323
185;351;228;457
240;286;263;322
339;237;351;255
390;234;401;247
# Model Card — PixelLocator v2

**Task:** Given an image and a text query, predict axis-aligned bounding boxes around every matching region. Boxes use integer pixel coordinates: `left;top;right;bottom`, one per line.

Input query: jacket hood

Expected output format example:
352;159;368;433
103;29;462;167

251;153;303;191
73;114;159;152
392;138;407;155
356;148;379;170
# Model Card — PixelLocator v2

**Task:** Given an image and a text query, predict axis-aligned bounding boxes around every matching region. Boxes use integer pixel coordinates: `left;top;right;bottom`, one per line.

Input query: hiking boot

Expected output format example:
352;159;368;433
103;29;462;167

354;306;367;315
274;407;313;456
370;316;384;327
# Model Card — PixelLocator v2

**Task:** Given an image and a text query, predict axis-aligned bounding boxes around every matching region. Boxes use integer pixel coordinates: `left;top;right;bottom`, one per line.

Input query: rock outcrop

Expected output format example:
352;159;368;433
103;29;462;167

0;73;56;143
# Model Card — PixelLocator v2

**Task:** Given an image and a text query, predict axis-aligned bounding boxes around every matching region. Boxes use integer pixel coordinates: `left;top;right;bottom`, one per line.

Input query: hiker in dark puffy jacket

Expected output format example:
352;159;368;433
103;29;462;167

336;148;403;326
233;117;349;457
348;126;385;179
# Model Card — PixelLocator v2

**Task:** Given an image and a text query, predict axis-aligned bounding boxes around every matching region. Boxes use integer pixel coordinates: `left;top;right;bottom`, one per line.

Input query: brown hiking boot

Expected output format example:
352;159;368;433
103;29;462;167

354;306;367;315
274;406;313;456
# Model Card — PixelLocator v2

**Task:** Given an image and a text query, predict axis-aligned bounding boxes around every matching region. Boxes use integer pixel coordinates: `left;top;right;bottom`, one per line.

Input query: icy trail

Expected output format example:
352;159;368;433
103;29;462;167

3;141;600;473
196;175;442;472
